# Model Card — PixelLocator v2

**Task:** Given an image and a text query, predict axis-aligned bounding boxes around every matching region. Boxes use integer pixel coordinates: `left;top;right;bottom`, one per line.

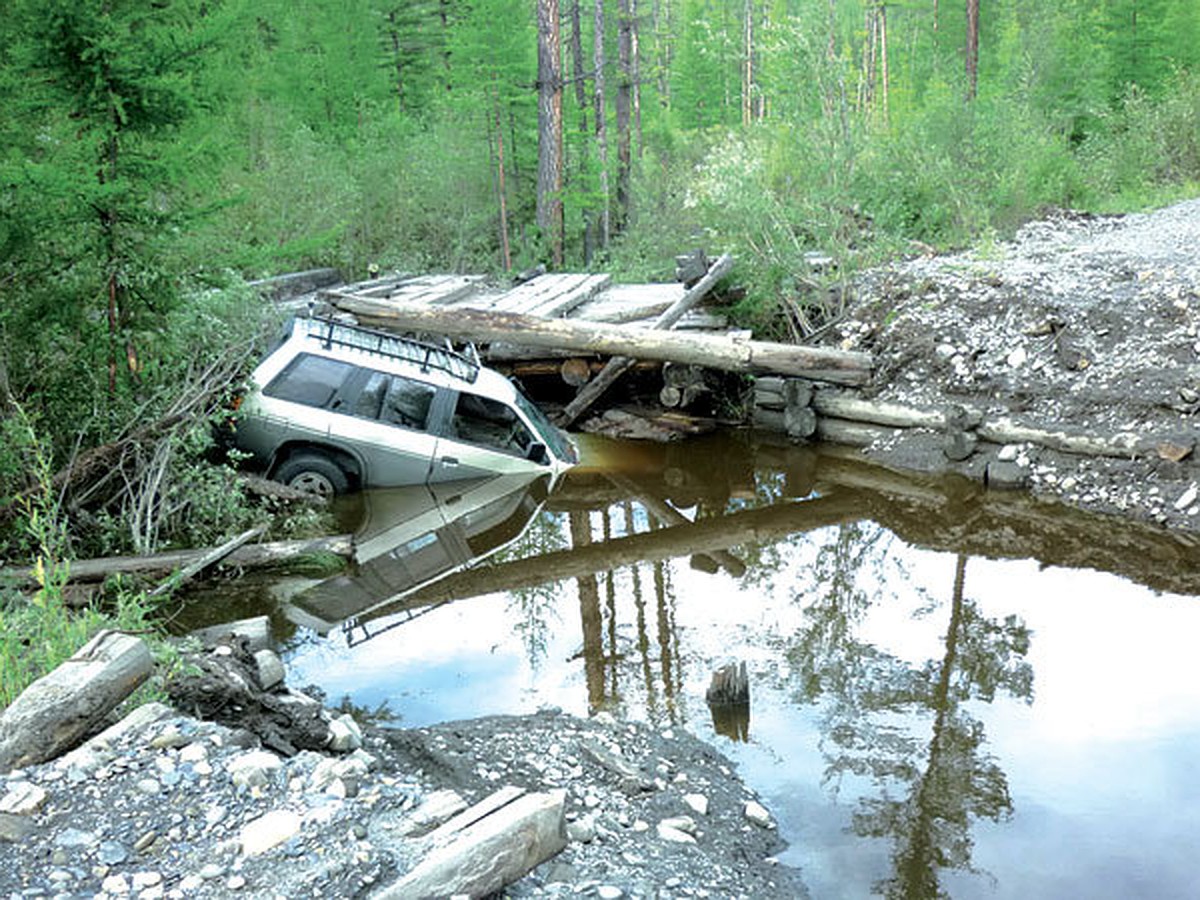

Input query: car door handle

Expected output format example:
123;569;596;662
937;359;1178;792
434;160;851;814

440;456;459;467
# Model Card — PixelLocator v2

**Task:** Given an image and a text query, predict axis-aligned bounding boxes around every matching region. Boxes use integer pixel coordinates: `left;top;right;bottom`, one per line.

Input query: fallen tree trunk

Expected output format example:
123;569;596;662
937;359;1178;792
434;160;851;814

328;297;872;389
0;631;153;772
378;788;566;900
0;535;354;589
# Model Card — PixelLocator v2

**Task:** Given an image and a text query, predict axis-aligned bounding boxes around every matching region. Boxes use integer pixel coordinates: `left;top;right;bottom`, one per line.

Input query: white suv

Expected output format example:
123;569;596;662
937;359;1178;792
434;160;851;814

233;316;577;495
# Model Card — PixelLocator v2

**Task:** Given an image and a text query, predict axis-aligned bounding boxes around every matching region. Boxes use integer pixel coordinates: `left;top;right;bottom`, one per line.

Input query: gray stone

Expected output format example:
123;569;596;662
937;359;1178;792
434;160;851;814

101;874;130;894
743;800;774;829
228;750;283;790
659;815;696;835
1173;484;1198;511
682;793;709;816
239;809;302;856
656;823;697;844
253;650;286;691
326;715;363;753
96;841;128;866
0;782;47;815
54;827;96;848
0;812;35;843
986;460;1030;490
566;815;596;843
597;887;624;900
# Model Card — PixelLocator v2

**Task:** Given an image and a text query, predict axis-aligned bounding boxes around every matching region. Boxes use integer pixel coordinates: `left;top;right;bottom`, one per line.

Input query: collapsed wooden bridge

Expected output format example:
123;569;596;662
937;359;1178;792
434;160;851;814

263;256;872;438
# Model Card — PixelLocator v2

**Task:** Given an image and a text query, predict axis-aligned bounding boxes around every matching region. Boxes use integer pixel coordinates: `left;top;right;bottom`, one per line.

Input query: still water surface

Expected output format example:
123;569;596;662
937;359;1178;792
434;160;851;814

184;433;1200;899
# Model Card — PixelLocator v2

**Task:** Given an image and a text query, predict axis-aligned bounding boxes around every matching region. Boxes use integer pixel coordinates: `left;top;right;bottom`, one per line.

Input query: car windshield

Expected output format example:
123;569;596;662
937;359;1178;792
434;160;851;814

513;388;575;462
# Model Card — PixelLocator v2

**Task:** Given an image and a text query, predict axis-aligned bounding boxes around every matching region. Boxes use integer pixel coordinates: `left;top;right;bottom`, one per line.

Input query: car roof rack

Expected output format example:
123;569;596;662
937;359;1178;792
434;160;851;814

297;314;480;383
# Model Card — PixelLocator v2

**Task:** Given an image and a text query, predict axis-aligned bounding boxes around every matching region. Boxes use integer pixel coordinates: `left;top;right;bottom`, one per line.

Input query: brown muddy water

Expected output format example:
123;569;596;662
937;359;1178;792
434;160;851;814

179;432;1200;899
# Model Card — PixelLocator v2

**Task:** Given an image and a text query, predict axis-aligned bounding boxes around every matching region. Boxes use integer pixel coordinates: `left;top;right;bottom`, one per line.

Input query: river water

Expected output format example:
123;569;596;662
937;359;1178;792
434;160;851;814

182;433;1200;899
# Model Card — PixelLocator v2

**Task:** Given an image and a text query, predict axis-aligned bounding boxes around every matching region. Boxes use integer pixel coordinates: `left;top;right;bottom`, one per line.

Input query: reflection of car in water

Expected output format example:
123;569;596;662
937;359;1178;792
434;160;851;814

233;315;577;497
282;472;555;641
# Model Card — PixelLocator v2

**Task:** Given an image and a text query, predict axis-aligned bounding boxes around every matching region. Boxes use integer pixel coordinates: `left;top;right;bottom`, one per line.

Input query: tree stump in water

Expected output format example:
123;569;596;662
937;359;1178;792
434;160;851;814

706;661;750;741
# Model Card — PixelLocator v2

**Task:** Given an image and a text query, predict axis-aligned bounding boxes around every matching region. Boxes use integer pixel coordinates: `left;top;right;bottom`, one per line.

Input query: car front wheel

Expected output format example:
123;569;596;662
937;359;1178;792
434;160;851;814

274;452;351;498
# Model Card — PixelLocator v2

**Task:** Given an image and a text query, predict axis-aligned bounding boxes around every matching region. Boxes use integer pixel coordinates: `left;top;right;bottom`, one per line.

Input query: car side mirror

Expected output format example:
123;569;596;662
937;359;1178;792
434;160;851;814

526;442;549;464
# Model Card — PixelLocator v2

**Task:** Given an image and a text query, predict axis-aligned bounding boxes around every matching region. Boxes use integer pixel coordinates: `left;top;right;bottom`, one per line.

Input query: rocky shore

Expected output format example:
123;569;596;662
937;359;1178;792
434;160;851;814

823;197;1200;531
0;630;802;900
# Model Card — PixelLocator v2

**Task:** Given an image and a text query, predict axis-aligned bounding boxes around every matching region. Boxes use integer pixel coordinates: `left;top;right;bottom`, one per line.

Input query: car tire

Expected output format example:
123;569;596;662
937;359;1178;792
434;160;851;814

274;452;351;498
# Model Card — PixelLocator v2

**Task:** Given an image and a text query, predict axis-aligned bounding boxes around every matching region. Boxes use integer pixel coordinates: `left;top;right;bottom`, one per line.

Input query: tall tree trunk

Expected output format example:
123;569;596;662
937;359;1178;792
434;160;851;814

569;0;594;263
594;0;611;249
536;0;565;266
742;0;754;126
386;11;405;111
965;0;979;101
879;2;889;124
653;0;670;108
632;0;643;158
615;0;633;231
491;88;513;272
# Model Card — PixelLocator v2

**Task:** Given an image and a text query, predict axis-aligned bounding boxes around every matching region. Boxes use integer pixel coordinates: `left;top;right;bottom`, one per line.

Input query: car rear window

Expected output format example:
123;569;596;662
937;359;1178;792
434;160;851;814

264;354;354;408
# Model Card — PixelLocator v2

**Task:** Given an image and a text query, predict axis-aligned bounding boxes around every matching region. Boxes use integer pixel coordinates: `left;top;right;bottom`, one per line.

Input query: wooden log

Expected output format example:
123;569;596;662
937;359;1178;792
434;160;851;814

815;417;896;447
785;406;818;439
754;378;814;411
333;295;872;389
560;358;593;387
975;417;1155;458
751;407;817;440
556;253;738;426
811;391;975;430
186;616;273;653
0;535;354;588
149;526;265;597
943;429;979;461
0;631;153;772
377;788;566;900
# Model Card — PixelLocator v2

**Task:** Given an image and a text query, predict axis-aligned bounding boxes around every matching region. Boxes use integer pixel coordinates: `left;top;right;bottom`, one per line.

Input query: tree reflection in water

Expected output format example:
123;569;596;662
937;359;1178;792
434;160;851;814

789;527;1034;898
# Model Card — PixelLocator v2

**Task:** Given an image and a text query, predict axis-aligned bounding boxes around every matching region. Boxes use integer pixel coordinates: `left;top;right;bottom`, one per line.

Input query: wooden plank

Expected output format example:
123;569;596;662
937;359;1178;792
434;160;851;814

525;273;612;318
577;283;687;323
493;273;589;315
0;632;153;772
491;273;571;314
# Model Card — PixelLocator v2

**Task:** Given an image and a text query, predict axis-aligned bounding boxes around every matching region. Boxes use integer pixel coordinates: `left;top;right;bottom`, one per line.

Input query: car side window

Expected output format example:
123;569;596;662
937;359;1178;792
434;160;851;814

264;354;355;409
381;375;436;430
353;372;389;420
451;393;534;457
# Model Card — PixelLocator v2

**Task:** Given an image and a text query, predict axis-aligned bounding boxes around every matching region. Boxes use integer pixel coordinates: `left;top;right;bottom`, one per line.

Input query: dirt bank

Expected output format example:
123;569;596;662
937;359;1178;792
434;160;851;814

820;197;1200;529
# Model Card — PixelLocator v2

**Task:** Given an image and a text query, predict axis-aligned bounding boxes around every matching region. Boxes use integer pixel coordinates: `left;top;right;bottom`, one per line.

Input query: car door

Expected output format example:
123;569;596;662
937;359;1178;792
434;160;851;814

429;389;546;482
342;369;442;486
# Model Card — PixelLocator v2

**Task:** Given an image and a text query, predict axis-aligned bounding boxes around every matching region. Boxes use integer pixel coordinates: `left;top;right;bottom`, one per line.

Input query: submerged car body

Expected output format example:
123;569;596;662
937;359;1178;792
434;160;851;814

234;315;576;495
